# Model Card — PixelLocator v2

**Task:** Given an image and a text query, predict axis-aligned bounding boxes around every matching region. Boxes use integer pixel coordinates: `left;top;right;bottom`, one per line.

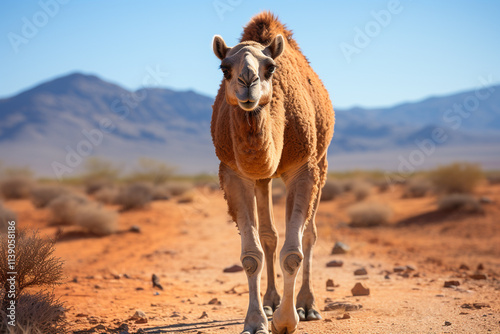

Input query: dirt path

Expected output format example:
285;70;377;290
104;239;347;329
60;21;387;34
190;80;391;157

8;185;500;333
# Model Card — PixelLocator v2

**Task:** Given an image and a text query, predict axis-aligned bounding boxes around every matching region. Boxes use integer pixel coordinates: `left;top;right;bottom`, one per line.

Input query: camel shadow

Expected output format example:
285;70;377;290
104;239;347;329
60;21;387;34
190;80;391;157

143;318;245;333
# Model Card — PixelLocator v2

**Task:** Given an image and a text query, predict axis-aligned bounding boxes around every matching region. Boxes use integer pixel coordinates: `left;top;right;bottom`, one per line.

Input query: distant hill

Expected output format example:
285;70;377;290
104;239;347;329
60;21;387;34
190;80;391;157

0;73;499;177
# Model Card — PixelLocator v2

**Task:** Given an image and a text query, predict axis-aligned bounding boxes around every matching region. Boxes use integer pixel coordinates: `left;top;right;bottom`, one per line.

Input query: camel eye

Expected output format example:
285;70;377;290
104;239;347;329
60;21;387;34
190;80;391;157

268;65;276;74
220;65;231;80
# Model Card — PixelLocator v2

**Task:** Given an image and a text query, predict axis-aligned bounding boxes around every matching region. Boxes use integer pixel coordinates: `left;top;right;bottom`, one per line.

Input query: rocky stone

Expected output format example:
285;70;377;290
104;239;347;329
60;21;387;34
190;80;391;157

461;303;491;309
129;225;141;233
324;302;362;311
469;273;487;280
444;280;460;288
326;279;335;291
331;242;350;255
354;268;368;276
406;265;416;271
393;266;406;273
131;310;146;320
479;196;493;204
326;260;344;267
477;263;484;270
152;274;164;290
208;298;221;305
338;313;351;320
459;264;470;270
444;321;451;326
199;311;208;319
223;264;244;273
351;283;370;296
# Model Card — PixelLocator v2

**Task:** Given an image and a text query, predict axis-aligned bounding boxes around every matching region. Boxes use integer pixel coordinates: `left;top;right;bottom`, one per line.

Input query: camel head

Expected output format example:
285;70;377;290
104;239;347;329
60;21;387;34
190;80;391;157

212;35;285;111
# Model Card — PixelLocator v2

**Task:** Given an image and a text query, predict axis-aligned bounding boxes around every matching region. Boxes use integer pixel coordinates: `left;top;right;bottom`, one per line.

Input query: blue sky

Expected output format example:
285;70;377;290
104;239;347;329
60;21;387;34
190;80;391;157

1;0;499;108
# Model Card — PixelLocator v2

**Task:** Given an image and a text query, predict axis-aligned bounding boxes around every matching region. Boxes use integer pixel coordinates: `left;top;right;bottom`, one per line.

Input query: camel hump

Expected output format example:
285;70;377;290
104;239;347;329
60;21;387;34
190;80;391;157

240;11;299;50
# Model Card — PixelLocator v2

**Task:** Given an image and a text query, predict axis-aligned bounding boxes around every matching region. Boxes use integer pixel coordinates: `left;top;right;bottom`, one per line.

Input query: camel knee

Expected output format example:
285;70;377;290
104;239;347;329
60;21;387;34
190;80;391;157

281;252;303;276
241;252;263;277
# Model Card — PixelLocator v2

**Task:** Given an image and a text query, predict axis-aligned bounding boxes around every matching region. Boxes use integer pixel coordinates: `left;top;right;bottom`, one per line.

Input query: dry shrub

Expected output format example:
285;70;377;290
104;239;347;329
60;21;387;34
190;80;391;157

73;203;118;235
320;179;343;201
352;180;372;201
347;202;392;227
403;177;433;198
151;185;171;201
438;194;483;213
81;157;121;194
30;185;70;208
1;292;66;334
0;202;16;233
116;182;153;210
429;162;483;194
165;181;193;197
0;175;33;200
128;158;176;185
48;195;88;225
94;186;120;204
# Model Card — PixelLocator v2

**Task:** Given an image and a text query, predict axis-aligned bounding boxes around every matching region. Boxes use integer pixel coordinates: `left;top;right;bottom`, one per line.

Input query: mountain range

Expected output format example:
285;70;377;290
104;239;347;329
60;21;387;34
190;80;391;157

0;73;499;178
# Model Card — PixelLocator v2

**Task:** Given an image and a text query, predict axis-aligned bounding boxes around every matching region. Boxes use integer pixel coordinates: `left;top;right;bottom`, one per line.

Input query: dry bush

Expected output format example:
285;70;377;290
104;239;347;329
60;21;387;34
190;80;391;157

151;184;171;201
165;181;194;197
30;185;70;209
320;179;343;201
347;202;392;227
352;180;372;201
94;186;120;204
1;291;66;334
437;194;483;213
73;203;118;235
81;157;121;194
0;202;17;233
116;182;153;210
0;175;33;200
0;230;64;303
429;162;484;194
127;158;176;185
177;191;197;204
48;194;88;225
403;177;433;198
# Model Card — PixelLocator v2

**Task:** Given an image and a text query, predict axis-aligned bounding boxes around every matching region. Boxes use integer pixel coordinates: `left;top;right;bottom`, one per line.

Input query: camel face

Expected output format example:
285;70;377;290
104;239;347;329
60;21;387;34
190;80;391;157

213;35;284;111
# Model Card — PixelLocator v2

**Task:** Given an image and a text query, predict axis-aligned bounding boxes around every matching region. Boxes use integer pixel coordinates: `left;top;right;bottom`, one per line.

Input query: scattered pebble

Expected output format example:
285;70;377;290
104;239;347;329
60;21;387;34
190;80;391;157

129;225;141;233
331;242;350;255
223;264;244;273
152;274;164;290
326;279;335;291
337;313;351;320
479;196;493;204
406;265;416;271
393;266;406;273
444;321;451;326
459;264;470;270
477;263;484;270
326;260;343;268
199;311;209;319
208;298;221;305
324;302;362;311
354;268;368;276
469;273;487;280
461;303;491;309
351;283;370;296
444;280;460;288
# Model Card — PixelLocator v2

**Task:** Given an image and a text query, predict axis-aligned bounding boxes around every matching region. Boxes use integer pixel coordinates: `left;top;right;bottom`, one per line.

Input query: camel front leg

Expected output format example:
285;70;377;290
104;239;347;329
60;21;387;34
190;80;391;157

255;179;281;317
219;164;268;334
272;163;318;334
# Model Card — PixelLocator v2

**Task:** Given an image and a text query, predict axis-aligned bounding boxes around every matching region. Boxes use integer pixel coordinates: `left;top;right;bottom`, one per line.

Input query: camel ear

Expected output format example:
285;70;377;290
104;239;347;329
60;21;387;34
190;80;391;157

213;35;229;60
266;34;285;59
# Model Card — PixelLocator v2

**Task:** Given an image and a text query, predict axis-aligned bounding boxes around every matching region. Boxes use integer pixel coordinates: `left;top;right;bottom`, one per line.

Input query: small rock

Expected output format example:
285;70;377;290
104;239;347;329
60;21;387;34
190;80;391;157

72;277;79;283
459;264;470;270
444;280;460;288
324;302;362;311
338;313;351;320
469;273;487;280
136;287;144;291
384;274;390;280
479;196;493;204
354;268;368;276
152;274;164;290
393;266;406;273
135;317;148;324
131;310;146;320
223;264;244;273
477;263;484;270
94;324;106;330
199;311;208;319
129;225;141;233
331;242;350;254
208;298;221;305
76;313;88;317
94;284;101;289
326;260;344;268
444;321;451;326
461;303;491;309
406;265;416;271
123;273;131;279
351;283;370;296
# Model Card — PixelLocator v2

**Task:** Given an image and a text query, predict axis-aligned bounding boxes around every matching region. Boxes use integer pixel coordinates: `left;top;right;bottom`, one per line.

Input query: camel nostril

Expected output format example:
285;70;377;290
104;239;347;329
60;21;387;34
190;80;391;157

250;77;259;86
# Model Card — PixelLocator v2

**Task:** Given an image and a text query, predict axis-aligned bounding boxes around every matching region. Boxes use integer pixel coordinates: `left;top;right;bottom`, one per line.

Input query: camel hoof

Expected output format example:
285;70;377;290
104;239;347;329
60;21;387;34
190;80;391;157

306;308;322;321
296;307;306;321
271;321;296;334
263;305;274;317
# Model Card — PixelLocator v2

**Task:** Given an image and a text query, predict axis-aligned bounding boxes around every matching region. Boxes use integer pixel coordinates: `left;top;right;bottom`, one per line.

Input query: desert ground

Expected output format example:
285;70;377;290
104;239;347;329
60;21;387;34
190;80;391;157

5;181;500;334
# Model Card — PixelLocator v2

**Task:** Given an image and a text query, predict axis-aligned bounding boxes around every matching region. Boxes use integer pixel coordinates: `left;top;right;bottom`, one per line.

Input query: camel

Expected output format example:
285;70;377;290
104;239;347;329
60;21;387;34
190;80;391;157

211;12;335;334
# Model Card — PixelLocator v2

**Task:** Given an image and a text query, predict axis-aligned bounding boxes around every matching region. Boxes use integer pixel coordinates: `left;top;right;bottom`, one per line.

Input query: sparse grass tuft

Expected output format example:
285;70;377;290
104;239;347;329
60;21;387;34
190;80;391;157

73;203;118;235
0;175;33;199
403;177;433;198
437;194;483;213
352;180;372;201
429;162;483;194
347;202;392;227
48;194;88;225
116;182;153;211
320;179;343;201
30;185;70;208
94;186;120;204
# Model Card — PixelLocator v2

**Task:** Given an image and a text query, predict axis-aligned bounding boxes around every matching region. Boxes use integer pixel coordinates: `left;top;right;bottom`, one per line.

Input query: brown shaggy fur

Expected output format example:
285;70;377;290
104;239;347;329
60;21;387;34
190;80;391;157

212;11;335;220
